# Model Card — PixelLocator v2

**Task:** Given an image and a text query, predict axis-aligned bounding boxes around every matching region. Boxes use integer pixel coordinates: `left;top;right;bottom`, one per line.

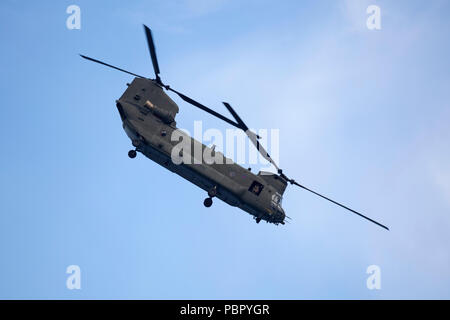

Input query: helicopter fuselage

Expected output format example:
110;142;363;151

116;77;286;225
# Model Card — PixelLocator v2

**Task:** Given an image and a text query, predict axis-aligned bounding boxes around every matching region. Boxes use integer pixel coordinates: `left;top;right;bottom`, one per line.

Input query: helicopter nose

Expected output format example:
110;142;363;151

277;208;286;224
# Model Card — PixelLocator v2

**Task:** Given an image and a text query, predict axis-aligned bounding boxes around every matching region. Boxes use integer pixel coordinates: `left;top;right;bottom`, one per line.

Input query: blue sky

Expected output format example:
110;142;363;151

0;0;449;299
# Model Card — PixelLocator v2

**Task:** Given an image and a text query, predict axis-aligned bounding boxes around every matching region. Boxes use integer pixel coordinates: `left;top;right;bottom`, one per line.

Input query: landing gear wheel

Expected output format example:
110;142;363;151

203;197;213;208
128;150;137;159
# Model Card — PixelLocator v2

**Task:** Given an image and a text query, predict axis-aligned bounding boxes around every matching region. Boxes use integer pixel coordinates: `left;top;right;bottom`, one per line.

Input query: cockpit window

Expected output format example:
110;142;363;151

249;181;264;196
271;193;283;207
273;195;280;204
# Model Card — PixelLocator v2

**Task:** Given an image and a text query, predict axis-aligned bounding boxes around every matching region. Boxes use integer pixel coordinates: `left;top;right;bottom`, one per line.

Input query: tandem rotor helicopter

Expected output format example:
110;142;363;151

80;25;388;230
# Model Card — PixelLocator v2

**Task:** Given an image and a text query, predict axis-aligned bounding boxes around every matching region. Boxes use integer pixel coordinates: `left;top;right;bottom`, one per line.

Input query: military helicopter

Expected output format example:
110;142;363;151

80;25;388;230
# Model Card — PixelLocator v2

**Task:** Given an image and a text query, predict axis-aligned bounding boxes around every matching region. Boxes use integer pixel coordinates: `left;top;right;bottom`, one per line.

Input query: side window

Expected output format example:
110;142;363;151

249;181;264;196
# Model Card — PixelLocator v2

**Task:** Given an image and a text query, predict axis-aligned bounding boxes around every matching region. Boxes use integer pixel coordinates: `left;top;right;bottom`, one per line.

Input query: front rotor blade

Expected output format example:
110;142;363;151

223;102;280;171
167;87;240;128
80;55;146;78
222;102;248;131
292;181;389;230
143;25;161;83
245;129;280;171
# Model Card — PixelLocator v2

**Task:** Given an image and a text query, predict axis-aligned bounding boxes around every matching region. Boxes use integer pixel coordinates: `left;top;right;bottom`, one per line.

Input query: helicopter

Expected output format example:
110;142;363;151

80;25;388;230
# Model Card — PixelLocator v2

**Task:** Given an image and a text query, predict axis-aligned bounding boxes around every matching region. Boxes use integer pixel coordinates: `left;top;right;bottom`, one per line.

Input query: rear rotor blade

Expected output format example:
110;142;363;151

223;102;280;171
80;54;146;78
292;180;389;230
143;25;161;84
167;87;240;128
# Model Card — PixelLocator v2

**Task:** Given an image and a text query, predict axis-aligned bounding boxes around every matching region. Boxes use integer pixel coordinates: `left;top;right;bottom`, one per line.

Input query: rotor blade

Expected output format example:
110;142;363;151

143;25;161;83
292;181;389;230
167;87;240;128
80;54;146;78
222;102;249;131
245;129;280;171
223;102;280;171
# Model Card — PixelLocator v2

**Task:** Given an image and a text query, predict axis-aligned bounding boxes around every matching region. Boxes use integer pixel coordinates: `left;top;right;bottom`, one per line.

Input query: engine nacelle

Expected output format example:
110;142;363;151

145;100;175;124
